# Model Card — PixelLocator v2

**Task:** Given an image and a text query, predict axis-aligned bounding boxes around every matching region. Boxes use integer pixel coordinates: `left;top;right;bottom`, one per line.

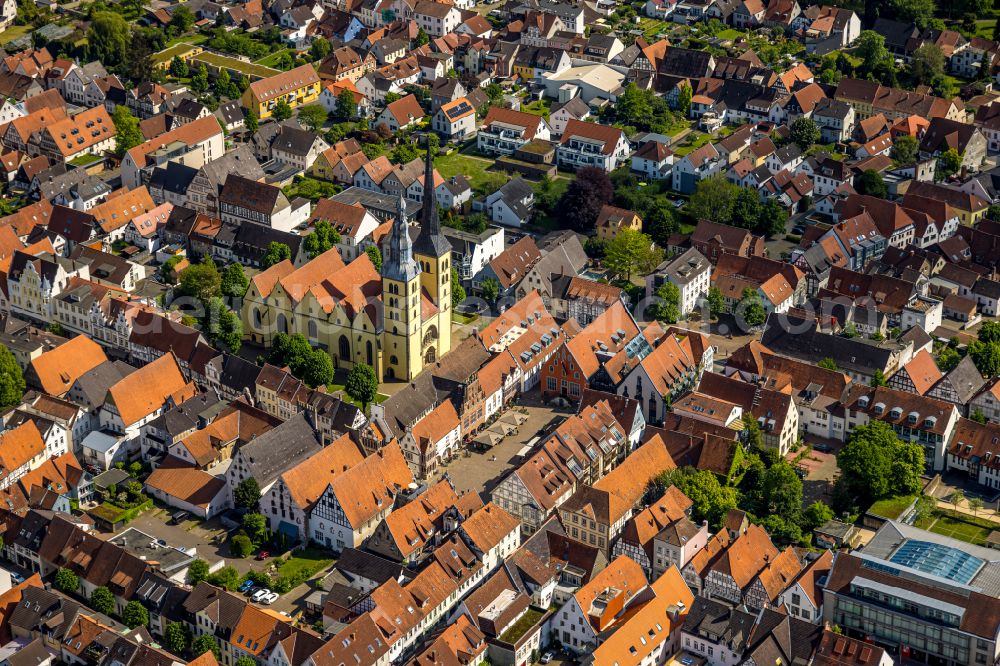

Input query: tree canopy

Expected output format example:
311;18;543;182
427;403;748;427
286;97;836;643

836;421;925;510
556;167;613;232
112;105;143;156
345;363;379;411
303;220;342;259
0;344;25;409
603;228;663;283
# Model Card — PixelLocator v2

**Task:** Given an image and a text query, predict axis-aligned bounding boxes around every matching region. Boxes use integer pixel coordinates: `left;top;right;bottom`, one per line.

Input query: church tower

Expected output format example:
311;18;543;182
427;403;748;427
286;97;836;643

412;142;452;367
381;191;422;380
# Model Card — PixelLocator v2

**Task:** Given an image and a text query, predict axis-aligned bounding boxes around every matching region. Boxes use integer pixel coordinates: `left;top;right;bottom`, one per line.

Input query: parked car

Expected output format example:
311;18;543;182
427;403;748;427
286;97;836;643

540;653;553;664
813;443;833;453
261;592;279;604
256;550;270;560
10;573;24;585
238;580;255;594
251;588;271;602
169;511;190;525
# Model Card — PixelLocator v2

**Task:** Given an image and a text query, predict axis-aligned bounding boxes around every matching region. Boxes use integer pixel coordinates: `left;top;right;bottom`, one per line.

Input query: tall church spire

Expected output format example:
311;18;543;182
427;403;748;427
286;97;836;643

381;191;420;283
413;138;451;258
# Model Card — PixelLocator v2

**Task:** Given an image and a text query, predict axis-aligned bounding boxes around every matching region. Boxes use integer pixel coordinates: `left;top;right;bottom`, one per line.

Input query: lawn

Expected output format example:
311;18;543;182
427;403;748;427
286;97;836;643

672;131;712;157
0;24;31;46
326;380;389;408
522;99;550;120
976;19;997;39
637;17;670;39
164;31;209;49
154;42;203;66
69;153;104;167
927;514;991;546
255;48;294;68
716;28;743;40
191;51;281;80
867;495;916;520
276;548;334;582
434;152;497;193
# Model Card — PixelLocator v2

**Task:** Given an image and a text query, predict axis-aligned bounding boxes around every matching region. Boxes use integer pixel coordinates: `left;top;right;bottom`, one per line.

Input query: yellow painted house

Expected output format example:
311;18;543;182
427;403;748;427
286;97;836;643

241;64;321;119
242;149;453;381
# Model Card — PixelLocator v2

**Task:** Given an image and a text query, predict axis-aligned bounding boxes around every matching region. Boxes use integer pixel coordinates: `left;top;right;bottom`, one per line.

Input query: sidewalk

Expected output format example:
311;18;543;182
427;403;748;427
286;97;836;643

933;497;1000;526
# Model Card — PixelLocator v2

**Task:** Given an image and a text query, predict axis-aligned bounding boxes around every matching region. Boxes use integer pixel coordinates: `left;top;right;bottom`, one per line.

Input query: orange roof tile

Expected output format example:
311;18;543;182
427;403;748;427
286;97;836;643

0;421;45;484
30;336;108;396
107;353;195;427
280;434;364;510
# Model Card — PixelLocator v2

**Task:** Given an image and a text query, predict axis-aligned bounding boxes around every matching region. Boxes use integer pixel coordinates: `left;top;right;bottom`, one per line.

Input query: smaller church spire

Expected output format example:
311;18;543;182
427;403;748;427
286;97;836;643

381;191;420;283
412;136;452;259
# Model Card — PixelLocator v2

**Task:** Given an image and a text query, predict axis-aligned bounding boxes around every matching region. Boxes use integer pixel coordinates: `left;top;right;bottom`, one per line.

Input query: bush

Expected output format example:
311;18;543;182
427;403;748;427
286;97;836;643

231;534;253;558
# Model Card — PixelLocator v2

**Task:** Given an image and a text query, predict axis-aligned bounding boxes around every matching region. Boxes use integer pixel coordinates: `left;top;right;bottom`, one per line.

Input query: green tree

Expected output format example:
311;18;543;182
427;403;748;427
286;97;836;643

111;105;143;156
310;37;332;61
170;5;195;32
187;559;209;586
243;512;268;546
366;244;382;271
950;489;965;509
122;601;149;629
298;104;327;132
54;568;79;594
191;635;220;659
233;477;261;510
169;56;189;78
298;349;334;387
221;263;249;298
191;63;208;94
973;408;988;423
179;257;221;302
481;277;501;304
802;500;834;530
616;83;653;128
163;622;191;656
206;566;241;590
303;220;342;259
661;467;739;528
603;228;663;283
677;80;692;116
736;288;766;329
970;497;984;516
90;586;115;615
215;67;236;100
235;658;257;666
654;281;681;324
989;204;1000;221
451;268;465;308
231;534;253;558
856;30;891;73
263;242;292;267
836;420;925;508
870;369;887;387
761;461;803;521
891;134;919;164
345;363;379;411
855;170;887;198
969;339;1000;376
708;286;726;318
789;117;820;149
88;12;130;65
914;493;937;523
0;344;25;408
891;0;935;27
416;27;429;46
731;187;762;231
757;198;788;237
911;43;945;86
273;99;293;121
817;357;839;370
246;110;258;134
336;89;358;120
687;175;737;225
940;147;962;177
